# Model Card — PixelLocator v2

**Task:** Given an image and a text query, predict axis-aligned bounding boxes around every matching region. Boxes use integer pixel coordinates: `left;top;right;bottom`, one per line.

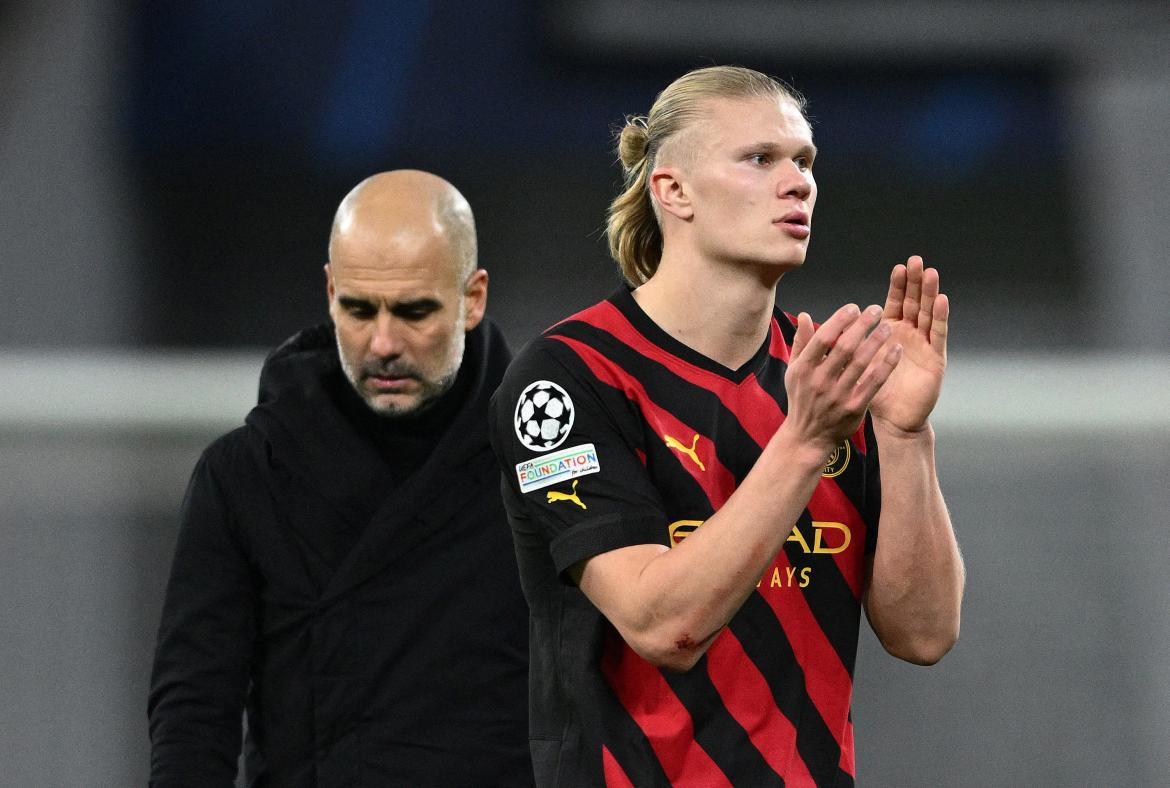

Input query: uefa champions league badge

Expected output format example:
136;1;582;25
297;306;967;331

514;380;574;451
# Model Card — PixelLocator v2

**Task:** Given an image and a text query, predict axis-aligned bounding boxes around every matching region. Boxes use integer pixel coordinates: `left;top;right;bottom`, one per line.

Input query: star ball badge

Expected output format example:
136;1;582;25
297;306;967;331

514;380;575;451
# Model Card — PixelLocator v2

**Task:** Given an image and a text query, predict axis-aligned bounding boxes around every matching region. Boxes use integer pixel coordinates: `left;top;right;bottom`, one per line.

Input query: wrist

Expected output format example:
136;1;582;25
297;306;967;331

769;422;838;473
871;415;935;444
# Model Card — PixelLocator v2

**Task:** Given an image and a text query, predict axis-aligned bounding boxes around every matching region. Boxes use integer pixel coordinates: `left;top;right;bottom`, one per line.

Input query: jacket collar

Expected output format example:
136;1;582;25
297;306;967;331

244;319;511;550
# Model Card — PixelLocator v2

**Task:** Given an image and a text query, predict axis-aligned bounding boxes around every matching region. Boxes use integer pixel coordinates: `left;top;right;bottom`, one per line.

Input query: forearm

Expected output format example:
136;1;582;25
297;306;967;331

866;421;964;664
149;588;252;784
581;422;830;670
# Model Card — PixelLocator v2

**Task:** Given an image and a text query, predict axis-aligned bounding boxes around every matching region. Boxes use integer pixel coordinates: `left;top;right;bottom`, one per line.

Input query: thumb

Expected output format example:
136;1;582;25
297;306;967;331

790;312;813;361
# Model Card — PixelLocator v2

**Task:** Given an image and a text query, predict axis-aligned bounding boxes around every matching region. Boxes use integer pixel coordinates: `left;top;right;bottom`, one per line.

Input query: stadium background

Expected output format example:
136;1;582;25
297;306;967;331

2;1;1168;783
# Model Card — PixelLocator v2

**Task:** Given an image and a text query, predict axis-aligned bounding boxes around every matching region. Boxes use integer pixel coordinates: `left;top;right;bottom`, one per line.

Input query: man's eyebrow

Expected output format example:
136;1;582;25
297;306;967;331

337;295;374;309
390;298;442;315
740;141;818;158
336;295;443;314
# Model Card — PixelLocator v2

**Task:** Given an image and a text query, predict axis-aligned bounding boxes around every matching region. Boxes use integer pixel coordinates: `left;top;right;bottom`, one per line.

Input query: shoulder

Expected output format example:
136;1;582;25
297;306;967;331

491;336;591;453
192;424;266;494
491;297;641;460
202;424;257;464
496;295;630;407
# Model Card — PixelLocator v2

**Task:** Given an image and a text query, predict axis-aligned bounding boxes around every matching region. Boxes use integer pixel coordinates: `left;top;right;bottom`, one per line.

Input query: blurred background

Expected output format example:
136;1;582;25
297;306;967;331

2;0;1168;784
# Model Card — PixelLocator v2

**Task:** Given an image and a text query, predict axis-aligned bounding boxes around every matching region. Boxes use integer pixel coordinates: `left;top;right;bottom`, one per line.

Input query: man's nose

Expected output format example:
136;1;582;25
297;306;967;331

780;163;813;201
368;313;403;359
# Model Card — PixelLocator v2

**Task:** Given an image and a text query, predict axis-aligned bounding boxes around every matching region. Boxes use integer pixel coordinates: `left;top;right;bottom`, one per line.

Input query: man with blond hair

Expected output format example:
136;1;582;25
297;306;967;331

150;171;532;786
491;66;964;785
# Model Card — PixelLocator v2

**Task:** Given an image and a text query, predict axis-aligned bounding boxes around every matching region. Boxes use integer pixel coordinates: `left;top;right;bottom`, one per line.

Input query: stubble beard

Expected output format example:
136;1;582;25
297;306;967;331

336;323;466;419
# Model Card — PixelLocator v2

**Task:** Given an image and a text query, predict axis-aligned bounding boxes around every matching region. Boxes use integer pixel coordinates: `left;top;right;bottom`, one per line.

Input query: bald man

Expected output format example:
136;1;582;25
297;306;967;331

149;171;533;786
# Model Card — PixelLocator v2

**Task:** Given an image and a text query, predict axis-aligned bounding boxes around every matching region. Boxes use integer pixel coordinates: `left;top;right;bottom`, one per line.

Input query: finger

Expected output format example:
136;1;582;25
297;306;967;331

801;303;860;364
838;318;892;391
882;264;906;320
918;266;939;339
902;255;923;325
930;292;949;356
854;342;904;404
827;304;883;373
790;312;813;361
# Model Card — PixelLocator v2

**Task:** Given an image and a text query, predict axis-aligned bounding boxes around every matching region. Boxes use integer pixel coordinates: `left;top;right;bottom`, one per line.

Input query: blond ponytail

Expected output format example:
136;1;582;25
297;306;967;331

606;118;662;286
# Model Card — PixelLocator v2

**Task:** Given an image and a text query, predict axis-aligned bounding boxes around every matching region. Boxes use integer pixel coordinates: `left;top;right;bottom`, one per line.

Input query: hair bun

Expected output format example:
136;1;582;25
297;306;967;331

617;117;650;170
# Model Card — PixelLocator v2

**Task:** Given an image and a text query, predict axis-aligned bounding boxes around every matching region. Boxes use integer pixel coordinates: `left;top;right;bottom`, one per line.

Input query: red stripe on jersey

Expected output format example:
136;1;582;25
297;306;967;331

839;713;856;776
705;631;817;784
567;304;867;599
551;335;738;508
602;746;636;788
805;485;867;599
773;312;796;363
758;550;856;776
601;636;733;787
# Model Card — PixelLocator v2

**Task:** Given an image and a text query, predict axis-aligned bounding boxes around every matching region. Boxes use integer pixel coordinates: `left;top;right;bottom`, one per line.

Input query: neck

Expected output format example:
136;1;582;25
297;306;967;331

633;245;782;370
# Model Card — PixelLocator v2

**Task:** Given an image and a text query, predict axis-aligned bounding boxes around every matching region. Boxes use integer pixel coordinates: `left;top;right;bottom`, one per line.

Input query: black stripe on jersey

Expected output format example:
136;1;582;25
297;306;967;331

772;309;799;347
554;319;863;673
733;593;844;784
786;511;864;675
641;430;723;517
755;336;790;415
832;766;856;787
825;452;869;529
661;665;784;786
571;627;673;787
862;417;882;552
595;681;674;788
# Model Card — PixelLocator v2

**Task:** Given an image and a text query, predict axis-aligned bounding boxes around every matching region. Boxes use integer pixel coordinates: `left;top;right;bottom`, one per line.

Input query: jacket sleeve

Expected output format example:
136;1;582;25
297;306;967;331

148;445;256;786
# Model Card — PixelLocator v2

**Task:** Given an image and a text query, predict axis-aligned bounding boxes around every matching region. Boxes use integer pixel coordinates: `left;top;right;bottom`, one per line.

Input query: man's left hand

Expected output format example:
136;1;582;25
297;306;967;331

868;255;949;433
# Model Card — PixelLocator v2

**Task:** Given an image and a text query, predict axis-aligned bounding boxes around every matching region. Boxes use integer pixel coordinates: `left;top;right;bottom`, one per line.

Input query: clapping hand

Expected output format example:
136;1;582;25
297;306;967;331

868;255;949;433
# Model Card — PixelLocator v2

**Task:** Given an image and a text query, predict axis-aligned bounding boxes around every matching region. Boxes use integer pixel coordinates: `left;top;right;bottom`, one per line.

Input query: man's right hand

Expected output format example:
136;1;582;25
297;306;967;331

782;303;902;453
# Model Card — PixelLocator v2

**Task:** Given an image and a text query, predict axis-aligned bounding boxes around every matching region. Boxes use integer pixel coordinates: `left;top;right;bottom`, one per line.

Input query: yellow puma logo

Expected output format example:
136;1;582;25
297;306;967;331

546;479;586;509
664;433;706;471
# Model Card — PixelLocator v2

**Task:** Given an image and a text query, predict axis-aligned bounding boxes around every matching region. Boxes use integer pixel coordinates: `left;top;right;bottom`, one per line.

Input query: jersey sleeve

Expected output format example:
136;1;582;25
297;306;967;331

490;338;668;576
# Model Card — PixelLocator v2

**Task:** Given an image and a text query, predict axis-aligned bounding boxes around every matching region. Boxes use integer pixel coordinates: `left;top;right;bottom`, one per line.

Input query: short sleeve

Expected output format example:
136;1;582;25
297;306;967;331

489;338;668;574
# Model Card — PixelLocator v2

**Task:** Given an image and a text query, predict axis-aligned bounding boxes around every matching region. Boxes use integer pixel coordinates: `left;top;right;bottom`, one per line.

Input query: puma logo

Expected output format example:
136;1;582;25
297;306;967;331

664;433;706;471
546;479;586;509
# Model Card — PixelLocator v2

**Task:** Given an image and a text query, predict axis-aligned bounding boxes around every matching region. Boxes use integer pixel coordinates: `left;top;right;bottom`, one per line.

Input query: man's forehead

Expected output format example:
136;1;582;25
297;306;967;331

332;231;461;284
332;259;455;295
700;96;812;144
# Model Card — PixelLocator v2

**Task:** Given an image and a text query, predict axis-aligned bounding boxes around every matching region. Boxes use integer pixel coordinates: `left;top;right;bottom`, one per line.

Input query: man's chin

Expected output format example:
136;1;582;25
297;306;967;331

363;391;425;418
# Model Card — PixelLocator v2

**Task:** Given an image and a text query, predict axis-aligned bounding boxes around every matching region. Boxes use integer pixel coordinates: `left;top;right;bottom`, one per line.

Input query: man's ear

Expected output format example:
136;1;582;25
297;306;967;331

324;264;335;306
649;166;693;221
463;269;489;331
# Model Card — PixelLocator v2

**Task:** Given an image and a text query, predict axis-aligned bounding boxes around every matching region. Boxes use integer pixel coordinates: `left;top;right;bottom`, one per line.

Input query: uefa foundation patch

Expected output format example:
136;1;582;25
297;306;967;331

516;443;600;494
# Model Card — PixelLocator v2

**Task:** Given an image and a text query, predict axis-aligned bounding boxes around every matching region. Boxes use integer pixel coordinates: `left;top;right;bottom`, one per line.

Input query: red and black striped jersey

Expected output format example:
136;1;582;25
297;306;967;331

489;287;881;787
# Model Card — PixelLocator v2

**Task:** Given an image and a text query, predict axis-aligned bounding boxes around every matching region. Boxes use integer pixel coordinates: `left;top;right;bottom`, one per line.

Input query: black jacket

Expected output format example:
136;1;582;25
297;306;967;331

149;321;532;787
